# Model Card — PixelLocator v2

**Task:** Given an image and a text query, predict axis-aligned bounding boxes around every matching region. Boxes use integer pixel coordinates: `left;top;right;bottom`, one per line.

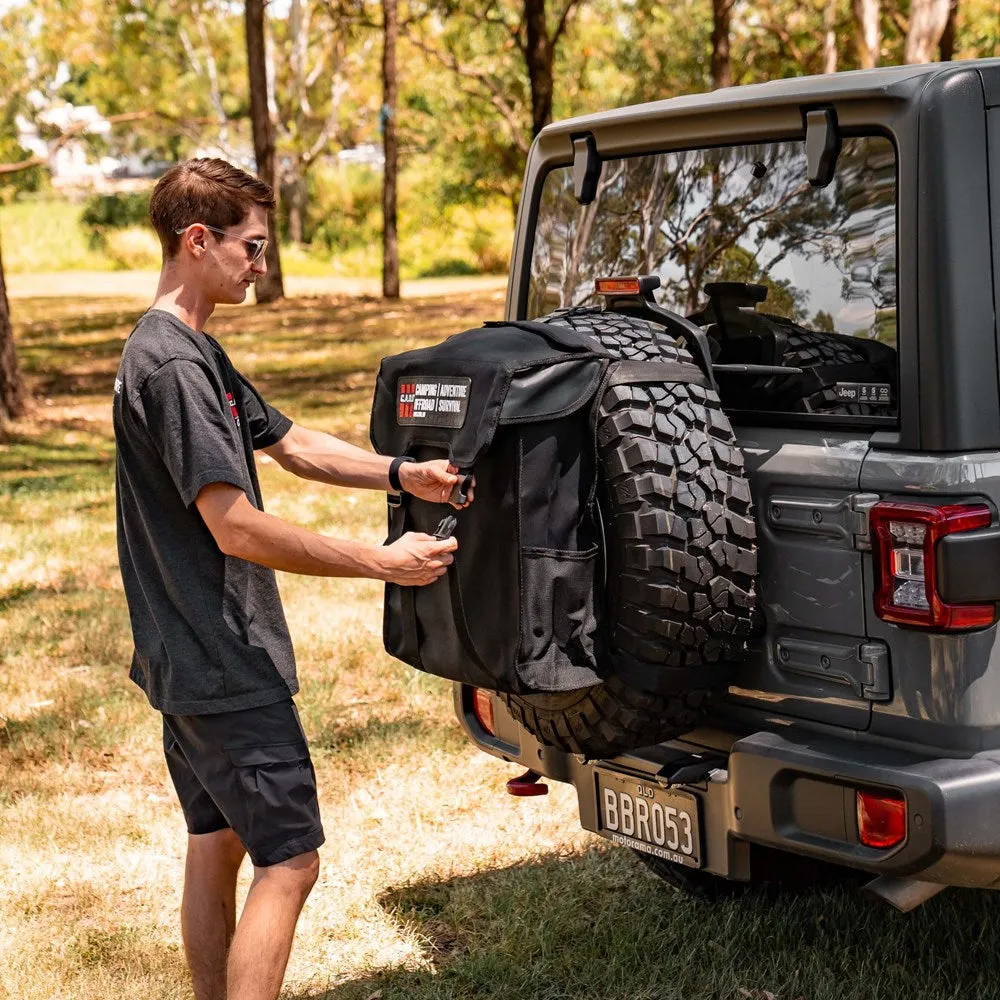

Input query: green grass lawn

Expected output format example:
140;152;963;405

3;291;1000;1000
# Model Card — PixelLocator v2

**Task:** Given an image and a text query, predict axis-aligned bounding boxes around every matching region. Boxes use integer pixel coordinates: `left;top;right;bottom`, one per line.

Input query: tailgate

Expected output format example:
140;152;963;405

718;426;887;730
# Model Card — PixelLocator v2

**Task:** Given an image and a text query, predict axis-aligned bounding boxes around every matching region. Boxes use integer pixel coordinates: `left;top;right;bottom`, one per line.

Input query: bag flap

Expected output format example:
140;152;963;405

500;358;607;423
369;322;608;467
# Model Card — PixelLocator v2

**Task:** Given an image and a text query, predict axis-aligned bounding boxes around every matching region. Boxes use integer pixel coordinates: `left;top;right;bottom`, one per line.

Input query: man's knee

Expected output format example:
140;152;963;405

187;827;247;869
254;849;319;899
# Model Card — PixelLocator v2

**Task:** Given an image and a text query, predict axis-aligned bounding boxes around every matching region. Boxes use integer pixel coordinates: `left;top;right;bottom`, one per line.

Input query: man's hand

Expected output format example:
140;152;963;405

379;532;458;586
399;460;476;508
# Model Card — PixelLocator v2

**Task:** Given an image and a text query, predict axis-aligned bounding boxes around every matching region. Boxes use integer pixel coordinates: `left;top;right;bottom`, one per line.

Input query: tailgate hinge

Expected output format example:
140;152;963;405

774;635;891;702
859;641;892;701
848;492;880;551
767;491;880;550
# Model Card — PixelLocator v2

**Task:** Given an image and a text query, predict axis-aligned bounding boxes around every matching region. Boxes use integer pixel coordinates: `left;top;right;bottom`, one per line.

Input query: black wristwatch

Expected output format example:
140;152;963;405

388;455;416;493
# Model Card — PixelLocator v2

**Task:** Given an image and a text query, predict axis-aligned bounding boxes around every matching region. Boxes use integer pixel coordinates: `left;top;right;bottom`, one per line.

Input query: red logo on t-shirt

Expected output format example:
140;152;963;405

226;392;241;427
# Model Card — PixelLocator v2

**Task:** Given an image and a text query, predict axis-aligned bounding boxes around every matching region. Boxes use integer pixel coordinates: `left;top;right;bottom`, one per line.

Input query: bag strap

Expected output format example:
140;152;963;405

483;319;611;357
606;359;710;388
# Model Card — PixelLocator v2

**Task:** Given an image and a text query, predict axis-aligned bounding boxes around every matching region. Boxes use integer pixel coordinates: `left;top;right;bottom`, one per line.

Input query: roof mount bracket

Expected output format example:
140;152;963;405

804;107;841;187
572;133;601;205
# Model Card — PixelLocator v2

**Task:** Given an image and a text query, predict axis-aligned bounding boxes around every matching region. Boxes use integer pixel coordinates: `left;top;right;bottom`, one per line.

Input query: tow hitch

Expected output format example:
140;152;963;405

506;769;549;796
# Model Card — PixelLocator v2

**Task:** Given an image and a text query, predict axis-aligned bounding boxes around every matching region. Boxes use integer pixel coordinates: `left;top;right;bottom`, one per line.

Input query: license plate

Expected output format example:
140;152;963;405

594;769;702;868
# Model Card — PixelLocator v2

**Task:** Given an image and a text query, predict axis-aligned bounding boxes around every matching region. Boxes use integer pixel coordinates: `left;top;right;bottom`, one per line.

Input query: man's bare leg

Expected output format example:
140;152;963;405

225;849;320;1000
182;828;248;1000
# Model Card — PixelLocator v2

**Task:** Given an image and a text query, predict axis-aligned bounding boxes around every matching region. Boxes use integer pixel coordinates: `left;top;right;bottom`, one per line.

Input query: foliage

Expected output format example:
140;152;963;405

80;192;153;249
1;0;1000;283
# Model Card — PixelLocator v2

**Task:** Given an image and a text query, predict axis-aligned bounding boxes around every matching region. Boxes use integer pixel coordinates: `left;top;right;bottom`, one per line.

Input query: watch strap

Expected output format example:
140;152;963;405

388;455;416;493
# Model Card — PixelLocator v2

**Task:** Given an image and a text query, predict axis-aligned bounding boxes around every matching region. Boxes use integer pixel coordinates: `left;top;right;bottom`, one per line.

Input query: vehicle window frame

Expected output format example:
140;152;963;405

521;128;902;432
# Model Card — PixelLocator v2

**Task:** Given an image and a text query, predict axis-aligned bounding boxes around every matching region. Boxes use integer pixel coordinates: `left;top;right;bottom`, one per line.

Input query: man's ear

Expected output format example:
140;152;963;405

186;225;208;260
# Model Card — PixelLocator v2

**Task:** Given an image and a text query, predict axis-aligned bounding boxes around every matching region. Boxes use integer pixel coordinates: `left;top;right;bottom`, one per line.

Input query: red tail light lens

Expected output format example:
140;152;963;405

472;687;495;736
856;788;906;848
870;502;994;630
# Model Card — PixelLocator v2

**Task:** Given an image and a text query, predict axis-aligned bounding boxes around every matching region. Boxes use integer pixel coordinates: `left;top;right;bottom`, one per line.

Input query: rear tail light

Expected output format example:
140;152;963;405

870;502;994;630
472;687;495;735
856;788;906;848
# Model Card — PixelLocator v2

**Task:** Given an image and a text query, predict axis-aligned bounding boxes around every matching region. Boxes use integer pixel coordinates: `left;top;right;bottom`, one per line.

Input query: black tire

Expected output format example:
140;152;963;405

502;308;757;759
633;844;864;900
770;321;896;417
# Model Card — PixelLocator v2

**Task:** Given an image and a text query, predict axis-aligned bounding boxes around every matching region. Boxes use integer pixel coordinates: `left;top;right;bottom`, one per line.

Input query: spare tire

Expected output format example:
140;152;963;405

501;308;758;758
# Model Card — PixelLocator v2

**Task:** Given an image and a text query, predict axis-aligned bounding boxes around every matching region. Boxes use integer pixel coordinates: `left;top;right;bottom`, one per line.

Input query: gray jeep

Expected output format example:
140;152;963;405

454;59;1000;909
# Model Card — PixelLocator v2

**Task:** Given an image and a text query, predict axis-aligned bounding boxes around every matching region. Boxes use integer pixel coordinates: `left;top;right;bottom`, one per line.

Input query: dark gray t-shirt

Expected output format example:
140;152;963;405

113;309;297;715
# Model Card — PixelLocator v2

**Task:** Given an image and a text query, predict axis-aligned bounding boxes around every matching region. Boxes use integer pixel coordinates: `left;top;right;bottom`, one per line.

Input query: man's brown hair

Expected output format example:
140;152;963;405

149;158;276;258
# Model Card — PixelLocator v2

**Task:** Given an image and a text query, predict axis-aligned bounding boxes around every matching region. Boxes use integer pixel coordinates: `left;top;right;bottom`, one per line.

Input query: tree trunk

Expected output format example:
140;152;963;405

939;0;958;59
382;0;400;300
286;166;307;244
906;0;952;61
852;0;880;68
524;0;555;136
0;239;27;423
823;0;838;73
711;0;734;90
245;0;285;304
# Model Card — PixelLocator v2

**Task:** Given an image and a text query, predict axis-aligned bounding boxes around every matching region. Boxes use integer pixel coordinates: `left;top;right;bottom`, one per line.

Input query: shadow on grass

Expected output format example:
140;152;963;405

283;849;1000;1000
9;291;498;418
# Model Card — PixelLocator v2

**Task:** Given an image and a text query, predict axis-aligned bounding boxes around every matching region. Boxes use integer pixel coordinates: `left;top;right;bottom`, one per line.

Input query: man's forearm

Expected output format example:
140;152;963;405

225;503;389;579
275;427;392;490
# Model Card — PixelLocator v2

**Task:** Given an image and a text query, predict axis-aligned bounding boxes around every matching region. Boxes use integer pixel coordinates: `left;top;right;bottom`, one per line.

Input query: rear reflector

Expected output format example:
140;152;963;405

856;788;906;849
595;276;641;295
472;687;495;736
870;502;995;630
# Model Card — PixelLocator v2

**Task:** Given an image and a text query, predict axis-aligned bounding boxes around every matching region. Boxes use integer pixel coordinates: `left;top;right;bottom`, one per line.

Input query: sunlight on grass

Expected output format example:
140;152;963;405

5;290;1000;1000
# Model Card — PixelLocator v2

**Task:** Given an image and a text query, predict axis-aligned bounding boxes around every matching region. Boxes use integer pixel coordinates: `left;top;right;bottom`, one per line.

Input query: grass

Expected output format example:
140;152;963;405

4;288;1000;1000
0;199;113;273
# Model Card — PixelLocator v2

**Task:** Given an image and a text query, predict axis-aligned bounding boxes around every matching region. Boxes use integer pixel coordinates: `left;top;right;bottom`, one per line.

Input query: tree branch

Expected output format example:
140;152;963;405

552;0;581;46
405;31;529;153
0;110;217;177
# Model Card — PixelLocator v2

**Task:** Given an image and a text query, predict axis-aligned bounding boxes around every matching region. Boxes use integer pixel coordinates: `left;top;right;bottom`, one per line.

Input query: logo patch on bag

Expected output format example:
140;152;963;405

396;377;471;427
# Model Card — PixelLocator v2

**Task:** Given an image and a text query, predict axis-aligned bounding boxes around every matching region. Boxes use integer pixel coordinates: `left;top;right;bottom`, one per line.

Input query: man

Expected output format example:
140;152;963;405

113;157;468;1000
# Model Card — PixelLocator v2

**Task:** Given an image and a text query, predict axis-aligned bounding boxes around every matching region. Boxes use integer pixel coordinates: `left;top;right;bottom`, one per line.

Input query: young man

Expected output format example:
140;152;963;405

113;158;469;1000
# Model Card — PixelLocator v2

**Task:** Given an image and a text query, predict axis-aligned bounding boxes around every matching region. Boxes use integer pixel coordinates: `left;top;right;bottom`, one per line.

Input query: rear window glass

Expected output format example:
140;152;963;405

527;136;898;420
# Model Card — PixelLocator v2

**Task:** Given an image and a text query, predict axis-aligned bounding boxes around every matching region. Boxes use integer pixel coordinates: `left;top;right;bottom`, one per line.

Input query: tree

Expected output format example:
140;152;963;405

940;0;959;58
275;2;369;245
407;0;585;213
0;236;26;424
711;0;735;89
245;0;285;303
905;0;952;61
824;0;839;72
853;0;880;67
382;0;400;298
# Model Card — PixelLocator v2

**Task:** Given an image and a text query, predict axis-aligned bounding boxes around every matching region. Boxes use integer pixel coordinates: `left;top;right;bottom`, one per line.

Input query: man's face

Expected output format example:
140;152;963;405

194;204;270;305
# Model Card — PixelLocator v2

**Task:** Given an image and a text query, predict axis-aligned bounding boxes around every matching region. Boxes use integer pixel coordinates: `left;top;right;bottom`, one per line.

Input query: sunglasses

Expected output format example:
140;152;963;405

174;223;268;265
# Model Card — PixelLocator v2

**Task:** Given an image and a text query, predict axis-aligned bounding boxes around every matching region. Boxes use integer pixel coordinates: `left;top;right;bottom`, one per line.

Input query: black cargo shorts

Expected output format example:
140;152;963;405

162;698;325;867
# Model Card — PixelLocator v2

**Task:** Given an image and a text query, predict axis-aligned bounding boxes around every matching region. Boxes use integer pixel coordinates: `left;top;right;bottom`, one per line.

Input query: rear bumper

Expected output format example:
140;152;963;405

456;685;1000;888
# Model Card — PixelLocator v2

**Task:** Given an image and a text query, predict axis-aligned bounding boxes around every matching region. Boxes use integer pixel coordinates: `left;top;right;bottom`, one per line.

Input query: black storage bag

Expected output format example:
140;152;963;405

370;320;613;694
